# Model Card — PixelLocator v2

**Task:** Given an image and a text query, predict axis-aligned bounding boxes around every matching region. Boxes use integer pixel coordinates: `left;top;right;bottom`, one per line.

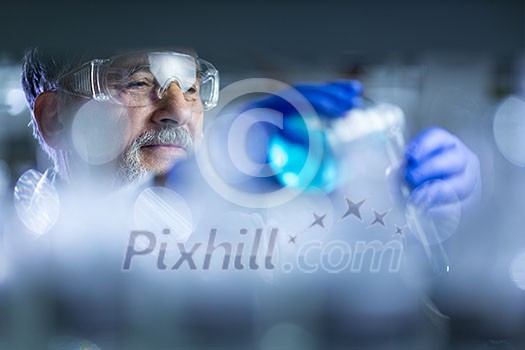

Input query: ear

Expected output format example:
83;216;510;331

33;91;65;149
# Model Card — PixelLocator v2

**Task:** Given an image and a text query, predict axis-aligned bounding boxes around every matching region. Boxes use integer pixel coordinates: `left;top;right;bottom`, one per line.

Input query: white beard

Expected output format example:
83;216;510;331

117;126;194;184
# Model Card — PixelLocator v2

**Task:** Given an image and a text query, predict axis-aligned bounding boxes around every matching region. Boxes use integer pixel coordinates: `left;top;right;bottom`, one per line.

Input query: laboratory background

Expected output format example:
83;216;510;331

0;0;525;349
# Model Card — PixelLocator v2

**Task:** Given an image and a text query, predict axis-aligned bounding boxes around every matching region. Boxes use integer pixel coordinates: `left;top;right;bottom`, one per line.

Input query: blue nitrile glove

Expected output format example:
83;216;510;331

242;80;363;192
405;127;481;210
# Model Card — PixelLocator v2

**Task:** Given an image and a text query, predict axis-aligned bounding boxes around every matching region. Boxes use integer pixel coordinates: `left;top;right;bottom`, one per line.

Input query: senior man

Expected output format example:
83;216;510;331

21;48;480;207
21;49;219;189
12;46;485;349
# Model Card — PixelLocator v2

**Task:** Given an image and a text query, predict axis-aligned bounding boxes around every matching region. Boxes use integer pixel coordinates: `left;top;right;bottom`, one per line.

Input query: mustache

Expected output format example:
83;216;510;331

131;126;194;153
117;126;194;184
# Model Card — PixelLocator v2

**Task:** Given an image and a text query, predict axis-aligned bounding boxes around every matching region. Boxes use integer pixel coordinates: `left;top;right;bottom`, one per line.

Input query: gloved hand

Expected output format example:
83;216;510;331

405;127;481;209
241;80;363;191
243;80;363;141
246;80;363;118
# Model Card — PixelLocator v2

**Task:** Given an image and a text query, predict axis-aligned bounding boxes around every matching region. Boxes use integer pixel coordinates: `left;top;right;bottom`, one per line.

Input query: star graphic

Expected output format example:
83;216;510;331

309;212;328;228
289;234;297;244
368;209;390;229
340;197;366;221
394;225;407;237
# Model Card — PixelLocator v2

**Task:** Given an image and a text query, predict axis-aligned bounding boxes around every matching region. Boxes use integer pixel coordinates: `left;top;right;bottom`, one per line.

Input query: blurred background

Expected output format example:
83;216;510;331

1;0;525;348
0;0;522;185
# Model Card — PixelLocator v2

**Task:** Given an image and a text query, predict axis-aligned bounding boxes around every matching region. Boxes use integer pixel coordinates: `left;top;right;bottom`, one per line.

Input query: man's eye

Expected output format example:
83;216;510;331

125;80;152;90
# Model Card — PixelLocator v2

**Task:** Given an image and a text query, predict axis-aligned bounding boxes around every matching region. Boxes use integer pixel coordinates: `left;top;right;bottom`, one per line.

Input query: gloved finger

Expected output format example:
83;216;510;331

425;201;462;222
405;145;467;188
409;179;460;209
329;79;364;96
410;149;480;203
405;127;459;166
329;80;364;109
245;82;362;119
439;151;481;200
296;80;363;106
292;84;363;117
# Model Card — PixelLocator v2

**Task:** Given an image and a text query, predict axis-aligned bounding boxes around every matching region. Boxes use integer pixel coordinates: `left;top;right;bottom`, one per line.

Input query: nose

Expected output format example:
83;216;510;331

150;81;192;126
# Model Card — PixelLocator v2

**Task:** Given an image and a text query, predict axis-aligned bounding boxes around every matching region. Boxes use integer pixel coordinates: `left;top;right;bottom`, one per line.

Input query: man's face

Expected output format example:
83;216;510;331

115;82;204;183
59;52;207;185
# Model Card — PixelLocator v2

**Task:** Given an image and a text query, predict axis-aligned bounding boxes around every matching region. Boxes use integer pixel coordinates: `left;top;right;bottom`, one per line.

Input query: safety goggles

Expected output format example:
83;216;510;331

57;51;219;111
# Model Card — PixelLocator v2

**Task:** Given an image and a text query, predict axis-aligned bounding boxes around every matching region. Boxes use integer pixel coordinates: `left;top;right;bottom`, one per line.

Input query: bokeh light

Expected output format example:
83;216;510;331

71;100;130;165
510;251;525;291
48;336;101;350
13;169;60;237
493;95;525;167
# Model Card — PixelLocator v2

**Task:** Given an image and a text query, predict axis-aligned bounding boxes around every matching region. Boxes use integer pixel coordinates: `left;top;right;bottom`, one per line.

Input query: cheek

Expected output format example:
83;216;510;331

66;101;137;162
189;111;204;143
123;107;154;145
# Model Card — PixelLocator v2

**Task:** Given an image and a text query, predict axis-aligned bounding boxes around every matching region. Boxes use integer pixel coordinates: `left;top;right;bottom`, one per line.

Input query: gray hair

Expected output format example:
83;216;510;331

21;48;85;170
